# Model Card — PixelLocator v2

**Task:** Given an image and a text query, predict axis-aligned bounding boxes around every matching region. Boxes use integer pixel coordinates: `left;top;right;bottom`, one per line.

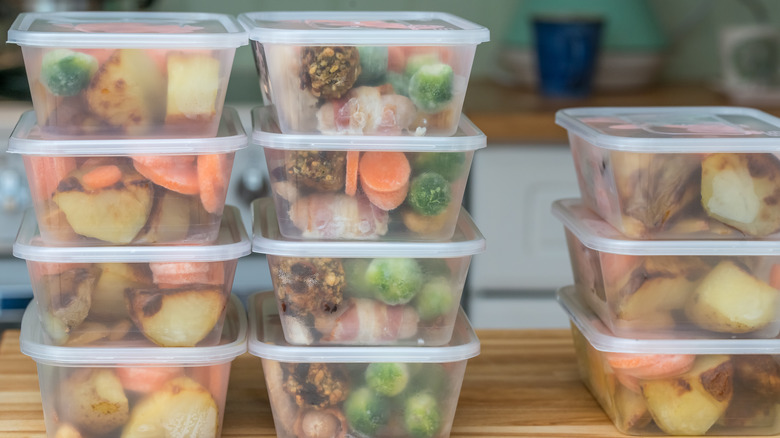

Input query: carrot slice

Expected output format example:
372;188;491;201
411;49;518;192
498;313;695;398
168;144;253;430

29;262;89;283
26;156;77;203
358;151;410;193
150;261;224;287
345;151;360;196
770;264;780;289
605;352;695;380
387;46;407;72
133;155;199;195
363;180;408;211
117;366;184;393
197;154;230;214
82;165;122;190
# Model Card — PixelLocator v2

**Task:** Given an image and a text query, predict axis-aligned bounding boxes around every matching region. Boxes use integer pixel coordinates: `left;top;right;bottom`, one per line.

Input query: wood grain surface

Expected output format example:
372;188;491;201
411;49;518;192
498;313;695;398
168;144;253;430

0;328;754;437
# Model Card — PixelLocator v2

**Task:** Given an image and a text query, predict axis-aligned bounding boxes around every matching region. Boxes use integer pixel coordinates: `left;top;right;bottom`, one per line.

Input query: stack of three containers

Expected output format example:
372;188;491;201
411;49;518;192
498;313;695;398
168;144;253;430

238;12;488;438
6;12;252;437
553;106;780;436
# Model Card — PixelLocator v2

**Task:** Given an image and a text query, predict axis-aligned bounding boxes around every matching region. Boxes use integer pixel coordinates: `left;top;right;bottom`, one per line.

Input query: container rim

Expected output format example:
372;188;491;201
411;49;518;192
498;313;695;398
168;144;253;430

247;291;480;362
20;294;248;366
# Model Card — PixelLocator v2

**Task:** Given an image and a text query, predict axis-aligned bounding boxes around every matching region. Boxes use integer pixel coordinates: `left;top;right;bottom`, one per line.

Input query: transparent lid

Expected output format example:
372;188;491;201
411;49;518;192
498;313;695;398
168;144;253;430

558;285;780;354
251;106;487;151
556;106;780;152
248;291;480;362
251;197;486;257
20;294;247;366
8;107;247;156
238;11;489;45
8;11;248;48
552;198;780;255
13;205;251;263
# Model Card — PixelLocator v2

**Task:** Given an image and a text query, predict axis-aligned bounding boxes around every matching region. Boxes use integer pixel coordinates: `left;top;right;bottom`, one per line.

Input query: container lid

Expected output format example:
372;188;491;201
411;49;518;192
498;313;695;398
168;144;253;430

20;294;247;366
7;11;248;48
552;198;780;255
238;11;489;45
555;106;780;152
248;291;480;362
13;205;251;262
251;106;487;151
7;107;248;156
557;285;780;354
251;197;486;257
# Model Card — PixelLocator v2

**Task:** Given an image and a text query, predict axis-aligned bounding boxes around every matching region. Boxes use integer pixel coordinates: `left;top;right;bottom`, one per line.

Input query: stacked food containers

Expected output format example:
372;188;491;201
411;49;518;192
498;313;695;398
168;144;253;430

553;106;780;435
5;12;252;437
238;11;489;437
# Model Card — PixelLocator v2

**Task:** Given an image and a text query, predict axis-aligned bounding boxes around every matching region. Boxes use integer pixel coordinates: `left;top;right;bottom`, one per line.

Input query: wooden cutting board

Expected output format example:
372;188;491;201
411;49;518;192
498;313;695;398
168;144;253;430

0;328;749;438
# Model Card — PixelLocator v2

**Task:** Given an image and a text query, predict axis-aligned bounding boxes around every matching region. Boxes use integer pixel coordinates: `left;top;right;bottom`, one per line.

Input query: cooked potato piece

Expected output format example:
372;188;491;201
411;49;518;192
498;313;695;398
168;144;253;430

38;267;100;344
685;260;779;334
615;383;651;432
61;369;129;435
91;263;149;320
166;53;220;124
133;190;191;244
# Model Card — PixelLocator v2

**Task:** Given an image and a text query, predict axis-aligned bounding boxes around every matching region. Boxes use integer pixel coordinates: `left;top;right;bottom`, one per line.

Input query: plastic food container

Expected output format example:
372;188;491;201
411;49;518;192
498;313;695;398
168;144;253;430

556;106;780;239
251;105;485;241
251;197;485;346
7;11;247;138
238;11;489;136
19;293;247;438
553;198;780;340
7;107;247;245
248;291;480;438
559;285;780;436
13;205;251;347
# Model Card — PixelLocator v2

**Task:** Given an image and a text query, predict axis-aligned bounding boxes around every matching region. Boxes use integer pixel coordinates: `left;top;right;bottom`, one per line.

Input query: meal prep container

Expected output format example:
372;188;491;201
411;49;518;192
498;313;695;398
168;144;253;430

238;11;489;136
553;198;780;340
19;293;247;438
7;107;247;245
251;197;485;346
558;285;780;436
556;106;780;239
248;290;480;438
7;11;247;139
13;205;251;347
251;105;486;241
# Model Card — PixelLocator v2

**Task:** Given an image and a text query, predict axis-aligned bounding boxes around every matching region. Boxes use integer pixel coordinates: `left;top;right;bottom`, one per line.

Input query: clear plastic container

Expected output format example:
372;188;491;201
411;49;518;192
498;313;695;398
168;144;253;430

251;197;485;346
248;291;480;438
7;11;247;138
13;205;251;347
558;285;780;436
556;106;780;239
7;107;247;245
553;198;780;340
251;105;486;241
19;293;247;438
238;11;489;136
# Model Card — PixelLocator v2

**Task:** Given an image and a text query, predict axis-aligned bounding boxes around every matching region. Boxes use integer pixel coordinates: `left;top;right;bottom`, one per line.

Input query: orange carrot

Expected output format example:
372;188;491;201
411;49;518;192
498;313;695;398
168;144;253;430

358;151;410;194
387;46;406;72
26;156;77;203
197;154;230;214
345;151;360;196
82;165;122;190
770;264;780;290
362;180;408;211
605;352;695;380
150;261;224;287
117;366;184;393
133;155;200;195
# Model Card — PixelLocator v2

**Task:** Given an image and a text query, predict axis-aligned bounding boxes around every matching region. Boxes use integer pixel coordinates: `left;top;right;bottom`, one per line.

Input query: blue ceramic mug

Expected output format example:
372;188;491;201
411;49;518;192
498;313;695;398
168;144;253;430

533;15;603;97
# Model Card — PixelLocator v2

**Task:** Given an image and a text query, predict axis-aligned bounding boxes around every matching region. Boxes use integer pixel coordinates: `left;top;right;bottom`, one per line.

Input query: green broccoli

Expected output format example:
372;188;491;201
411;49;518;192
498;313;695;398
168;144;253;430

40;49;98;96
365;362;410;396
356;46;388;86
413;152;466;181
344;259;377;299
404;53;440;77
415;277;454;320
344;387;388;435
408;172;452;216
408;62;454;113
365;258;423;305
404;391;441;438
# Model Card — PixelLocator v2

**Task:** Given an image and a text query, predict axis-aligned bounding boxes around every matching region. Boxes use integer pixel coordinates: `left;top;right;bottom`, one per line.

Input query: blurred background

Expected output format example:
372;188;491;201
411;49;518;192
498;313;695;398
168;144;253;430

1;0;780;331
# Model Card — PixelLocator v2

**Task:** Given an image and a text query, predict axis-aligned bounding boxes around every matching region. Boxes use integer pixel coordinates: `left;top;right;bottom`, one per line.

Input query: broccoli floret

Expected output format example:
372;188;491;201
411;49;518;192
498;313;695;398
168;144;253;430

404;391;441;438
415;277;453;320
40;49;98;96
356;46;388;86
344;259;377;299
365;362;410;396
408;172;451;216
413;152;466;181
408;63;454;113
365;258;423;305
404;53;440;77
344;387;388;435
